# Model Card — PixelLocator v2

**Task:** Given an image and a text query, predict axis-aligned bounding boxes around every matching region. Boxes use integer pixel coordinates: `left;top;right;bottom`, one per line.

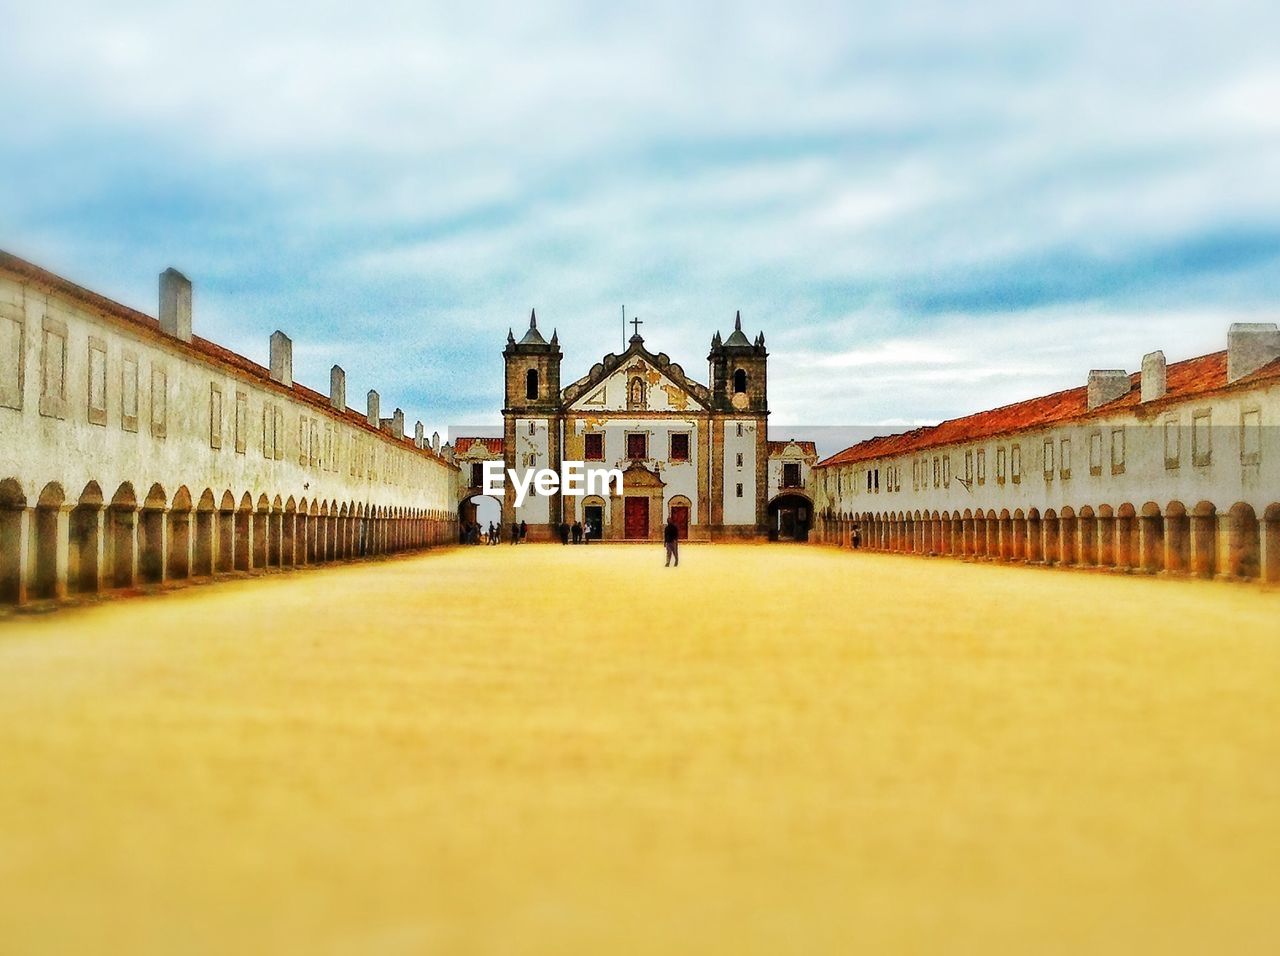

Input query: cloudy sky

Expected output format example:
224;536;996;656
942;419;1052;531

3;1;1279;442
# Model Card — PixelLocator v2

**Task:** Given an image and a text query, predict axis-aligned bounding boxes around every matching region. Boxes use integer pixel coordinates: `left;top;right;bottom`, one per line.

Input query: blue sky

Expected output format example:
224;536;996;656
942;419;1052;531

3;1;1279;441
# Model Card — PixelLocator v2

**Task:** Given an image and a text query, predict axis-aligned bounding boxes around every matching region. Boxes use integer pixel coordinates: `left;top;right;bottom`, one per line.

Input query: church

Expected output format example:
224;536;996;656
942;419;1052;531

453;311;814;541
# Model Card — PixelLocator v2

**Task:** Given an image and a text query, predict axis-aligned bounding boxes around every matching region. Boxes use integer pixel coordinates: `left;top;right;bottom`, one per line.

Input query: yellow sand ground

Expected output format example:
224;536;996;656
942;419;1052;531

0;544;1276;955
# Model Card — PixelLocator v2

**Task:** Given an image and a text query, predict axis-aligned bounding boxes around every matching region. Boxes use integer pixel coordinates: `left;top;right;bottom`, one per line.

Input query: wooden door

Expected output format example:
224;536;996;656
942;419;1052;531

670;504;689;540
624;497;649;539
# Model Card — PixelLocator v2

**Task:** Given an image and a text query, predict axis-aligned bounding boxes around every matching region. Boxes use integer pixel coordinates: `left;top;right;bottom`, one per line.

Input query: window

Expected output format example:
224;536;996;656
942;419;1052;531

866;470;872;492
976;449;986;485
525;452;536;468
298;416;309;466
736;422;744;437
912;459;919;491
1111;427;1127;474
0;305;22;409
1163;417;1180;469
1042;439;1054;478
529;421;536;436
1089;431;1103;476
1010;444;1021;483
783;462;801;487
470;462;485;487
1240;408;1261;465
525;368;539;400
1059;438;1071;479
733;368;747;394
87;338;107;426
121;353;138;432
324;422;335;471
874;467;880;492
736;452;744;468
234;391;248;454
209;384;223;449
932;457;940;488
964;450;973;484
310;419;320;467
151;366;167;438
39;317;67;419
585;433;604;460
1191;412;1211;467
736;482;744;498
996;446;1006;485
943;455;951;488
263;404;276;458
626;432;647;459
670;433;690;462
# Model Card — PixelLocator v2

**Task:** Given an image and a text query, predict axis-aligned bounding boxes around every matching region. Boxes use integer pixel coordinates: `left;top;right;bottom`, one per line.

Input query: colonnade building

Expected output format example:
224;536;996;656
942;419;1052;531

0;252;459;607
812;326;1280;582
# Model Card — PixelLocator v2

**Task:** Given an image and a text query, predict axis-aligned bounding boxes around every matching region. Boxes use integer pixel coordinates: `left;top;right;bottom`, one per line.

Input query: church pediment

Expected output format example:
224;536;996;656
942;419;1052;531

563;339;710;412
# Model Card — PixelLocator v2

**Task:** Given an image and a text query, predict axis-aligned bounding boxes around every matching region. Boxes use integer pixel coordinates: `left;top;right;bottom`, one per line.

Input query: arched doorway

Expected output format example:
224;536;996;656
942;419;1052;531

667;495;693;540
458;494;502;542
768;493;812;541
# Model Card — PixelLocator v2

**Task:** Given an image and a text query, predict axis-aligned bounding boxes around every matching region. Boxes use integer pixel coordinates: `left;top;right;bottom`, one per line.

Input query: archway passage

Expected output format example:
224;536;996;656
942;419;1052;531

769;494;812;542
458;494;502;542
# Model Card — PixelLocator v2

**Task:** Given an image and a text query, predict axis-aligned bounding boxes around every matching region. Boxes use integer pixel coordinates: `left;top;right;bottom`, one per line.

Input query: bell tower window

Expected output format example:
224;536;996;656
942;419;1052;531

733;368;747;394
526;368;539;400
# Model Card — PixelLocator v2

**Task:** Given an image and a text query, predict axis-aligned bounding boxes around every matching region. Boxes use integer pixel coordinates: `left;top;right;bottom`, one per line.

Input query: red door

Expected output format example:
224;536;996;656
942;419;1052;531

670;504;689;540
624;497;650;539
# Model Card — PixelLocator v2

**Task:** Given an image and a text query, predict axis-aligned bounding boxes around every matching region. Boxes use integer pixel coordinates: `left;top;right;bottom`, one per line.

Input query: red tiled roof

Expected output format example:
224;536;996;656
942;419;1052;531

768;439;818;456
454;436;504;455
0;250;456;470
816;350;1280;469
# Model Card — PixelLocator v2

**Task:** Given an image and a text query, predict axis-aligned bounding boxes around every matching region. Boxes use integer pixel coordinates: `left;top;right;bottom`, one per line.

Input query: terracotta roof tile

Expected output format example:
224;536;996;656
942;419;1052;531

816;350;1280;469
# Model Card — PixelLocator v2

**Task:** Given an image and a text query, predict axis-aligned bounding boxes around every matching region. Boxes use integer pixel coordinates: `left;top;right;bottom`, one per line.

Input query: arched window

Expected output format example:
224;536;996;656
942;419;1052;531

526;368;539;400
733;368;747;394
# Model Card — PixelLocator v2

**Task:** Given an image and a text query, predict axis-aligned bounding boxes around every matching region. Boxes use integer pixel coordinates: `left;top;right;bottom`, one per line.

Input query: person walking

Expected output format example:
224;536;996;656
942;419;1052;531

519;520;528;543
510;521;520;545
571;520;582;544
559;521;570;545
852;524;861;549
664;514;680;567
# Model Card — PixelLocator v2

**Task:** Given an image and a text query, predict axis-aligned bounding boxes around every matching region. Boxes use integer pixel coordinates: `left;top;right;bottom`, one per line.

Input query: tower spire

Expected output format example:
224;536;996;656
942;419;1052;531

735;310;742;331
529;308;537;330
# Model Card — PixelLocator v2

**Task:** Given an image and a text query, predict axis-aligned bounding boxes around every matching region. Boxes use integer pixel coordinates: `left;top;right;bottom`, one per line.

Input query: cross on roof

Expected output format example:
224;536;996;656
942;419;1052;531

630;315;643;338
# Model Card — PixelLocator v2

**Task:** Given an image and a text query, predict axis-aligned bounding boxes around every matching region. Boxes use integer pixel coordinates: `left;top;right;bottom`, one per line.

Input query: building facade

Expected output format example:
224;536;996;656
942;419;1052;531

455;312;793;541
0;252;459;607
812;326;1280;582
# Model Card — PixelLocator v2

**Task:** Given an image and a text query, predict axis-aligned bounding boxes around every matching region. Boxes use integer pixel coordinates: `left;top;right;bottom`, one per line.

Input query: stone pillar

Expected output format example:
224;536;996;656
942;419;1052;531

53;505;71;600
94;508;108;592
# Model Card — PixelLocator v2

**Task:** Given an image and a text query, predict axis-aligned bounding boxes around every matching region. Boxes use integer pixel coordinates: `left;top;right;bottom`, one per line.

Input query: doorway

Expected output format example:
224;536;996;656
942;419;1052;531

624;497;650;540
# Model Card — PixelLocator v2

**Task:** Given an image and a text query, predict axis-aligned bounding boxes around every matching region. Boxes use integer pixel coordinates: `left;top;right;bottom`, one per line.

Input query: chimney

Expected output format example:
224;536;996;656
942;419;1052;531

392;408;405;437
1227;323;1280;383
159;268;192;342
367;389;380;427
414;421;424;448
269;331;292;387
1087;369;1130;410
330;365;346;410
432;431;441;454
1141;351;1167;402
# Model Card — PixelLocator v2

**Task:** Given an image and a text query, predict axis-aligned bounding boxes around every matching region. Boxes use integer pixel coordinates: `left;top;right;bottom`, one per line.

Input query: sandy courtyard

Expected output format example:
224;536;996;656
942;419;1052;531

0;544;1276;954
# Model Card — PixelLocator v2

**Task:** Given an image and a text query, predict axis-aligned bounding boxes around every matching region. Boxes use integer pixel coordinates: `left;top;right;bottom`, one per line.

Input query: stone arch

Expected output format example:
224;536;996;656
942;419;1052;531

234;493;254;571
1163;501;1189;575
1059;506;1077;567
193;489;217;576
29;482;66;600
1077;506;1097;567
2;479;30;603
167;486;194;581
1116;503;1137;570
1226;502;1260;579
1139;501;1164;573
1264;503;1280;584
1042;508;1059;564
104;482;139;588
67;481;106;595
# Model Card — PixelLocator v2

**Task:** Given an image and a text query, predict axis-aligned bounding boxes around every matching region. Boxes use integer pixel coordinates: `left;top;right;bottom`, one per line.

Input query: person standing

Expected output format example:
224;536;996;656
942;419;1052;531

664;514;680;567
571;520;582;544
852;524;861;549
510;521;520;545
559;521;570;545
519;520;528;543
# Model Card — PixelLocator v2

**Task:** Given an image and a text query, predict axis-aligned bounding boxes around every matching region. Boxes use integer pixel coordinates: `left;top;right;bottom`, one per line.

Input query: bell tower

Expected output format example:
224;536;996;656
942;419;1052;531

502;310;564;537
708;311;769;537
709;310;767;413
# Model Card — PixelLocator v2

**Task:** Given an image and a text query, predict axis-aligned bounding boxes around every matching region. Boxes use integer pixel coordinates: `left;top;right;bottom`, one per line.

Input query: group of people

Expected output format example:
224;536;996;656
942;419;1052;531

555;521;594;545
460;521;529;545
461;514;685;567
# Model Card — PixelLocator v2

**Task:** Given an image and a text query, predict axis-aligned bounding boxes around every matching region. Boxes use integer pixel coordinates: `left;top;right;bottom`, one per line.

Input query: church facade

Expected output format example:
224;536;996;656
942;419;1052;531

455;312;780;541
